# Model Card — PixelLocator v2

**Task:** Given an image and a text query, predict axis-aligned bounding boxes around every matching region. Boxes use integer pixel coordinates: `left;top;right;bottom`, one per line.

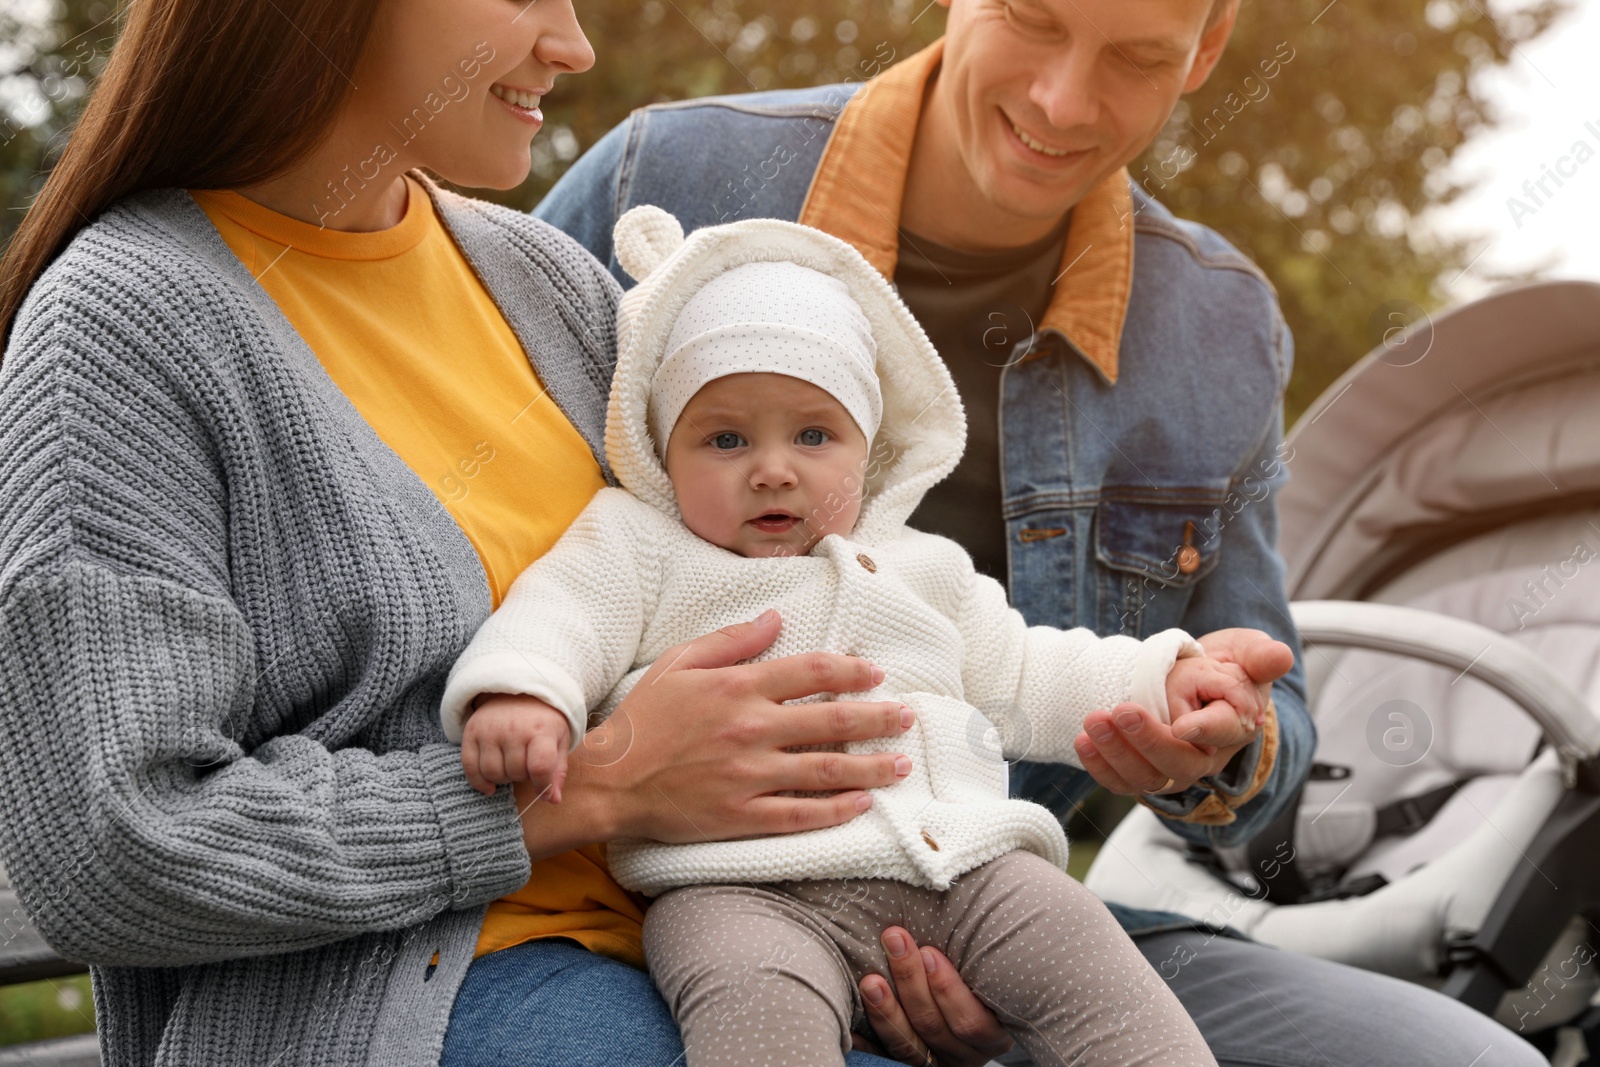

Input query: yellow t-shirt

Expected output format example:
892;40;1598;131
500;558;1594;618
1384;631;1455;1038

193;176;650;967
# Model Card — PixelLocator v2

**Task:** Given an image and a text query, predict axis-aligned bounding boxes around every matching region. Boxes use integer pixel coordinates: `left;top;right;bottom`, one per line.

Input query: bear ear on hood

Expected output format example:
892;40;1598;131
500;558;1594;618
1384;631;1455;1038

614;205;686;283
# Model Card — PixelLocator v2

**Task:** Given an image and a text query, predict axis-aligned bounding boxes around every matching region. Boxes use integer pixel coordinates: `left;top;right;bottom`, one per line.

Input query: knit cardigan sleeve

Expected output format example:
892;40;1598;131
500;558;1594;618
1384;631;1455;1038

439;489;654;744
952;553;1203;766
0;259;530;967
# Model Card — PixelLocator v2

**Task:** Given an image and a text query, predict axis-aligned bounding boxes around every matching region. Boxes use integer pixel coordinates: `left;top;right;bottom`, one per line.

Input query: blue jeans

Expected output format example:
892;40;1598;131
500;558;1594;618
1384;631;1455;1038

441;934;1547;1067
440;937;901;1066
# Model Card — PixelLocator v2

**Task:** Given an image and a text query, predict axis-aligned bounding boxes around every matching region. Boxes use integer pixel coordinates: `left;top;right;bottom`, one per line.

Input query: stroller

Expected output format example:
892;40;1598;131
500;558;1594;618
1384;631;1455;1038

1083;280;1600;1062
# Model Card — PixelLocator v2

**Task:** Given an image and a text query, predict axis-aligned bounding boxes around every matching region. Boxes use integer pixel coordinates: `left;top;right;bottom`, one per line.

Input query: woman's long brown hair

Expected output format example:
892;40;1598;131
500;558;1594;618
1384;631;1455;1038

0;0;384;353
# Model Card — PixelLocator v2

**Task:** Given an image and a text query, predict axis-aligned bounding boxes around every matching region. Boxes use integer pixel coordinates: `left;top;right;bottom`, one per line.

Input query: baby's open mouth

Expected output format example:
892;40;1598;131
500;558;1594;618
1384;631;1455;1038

749;511;801;533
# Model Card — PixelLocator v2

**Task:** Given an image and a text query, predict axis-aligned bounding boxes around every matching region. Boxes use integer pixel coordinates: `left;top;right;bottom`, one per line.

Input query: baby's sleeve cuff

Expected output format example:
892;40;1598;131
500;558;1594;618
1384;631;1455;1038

438;652;588;747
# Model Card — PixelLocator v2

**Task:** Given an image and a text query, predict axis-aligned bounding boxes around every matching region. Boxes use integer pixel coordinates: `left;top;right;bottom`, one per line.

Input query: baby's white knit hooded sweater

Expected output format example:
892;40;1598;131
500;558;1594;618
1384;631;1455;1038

440;208;1201;896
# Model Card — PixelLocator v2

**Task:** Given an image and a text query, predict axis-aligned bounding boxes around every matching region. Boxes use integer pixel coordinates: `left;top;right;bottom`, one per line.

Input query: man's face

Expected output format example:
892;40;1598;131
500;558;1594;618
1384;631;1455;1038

937;0;1227;221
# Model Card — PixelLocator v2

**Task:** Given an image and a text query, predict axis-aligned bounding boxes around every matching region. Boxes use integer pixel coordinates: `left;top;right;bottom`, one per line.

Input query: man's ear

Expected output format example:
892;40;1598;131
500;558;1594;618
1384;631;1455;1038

1181;0;1239;94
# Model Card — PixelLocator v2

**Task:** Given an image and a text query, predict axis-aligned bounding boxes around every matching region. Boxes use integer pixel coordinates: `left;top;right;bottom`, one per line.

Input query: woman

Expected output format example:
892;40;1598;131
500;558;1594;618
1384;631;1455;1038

0;0;1026;1064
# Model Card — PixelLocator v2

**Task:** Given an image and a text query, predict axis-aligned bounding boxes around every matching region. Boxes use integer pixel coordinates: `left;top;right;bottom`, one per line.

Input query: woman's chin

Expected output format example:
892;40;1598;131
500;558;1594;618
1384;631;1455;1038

428;152;534;192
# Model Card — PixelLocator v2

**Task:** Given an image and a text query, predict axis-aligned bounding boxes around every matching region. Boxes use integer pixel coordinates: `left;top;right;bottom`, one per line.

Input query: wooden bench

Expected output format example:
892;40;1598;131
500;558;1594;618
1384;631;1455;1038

0;873;99;1067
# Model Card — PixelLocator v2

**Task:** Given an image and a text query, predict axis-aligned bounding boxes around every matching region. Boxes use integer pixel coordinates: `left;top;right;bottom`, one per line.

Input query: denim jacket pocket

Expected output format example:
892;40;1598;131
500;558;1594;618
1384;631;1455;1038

1093;494;1225;636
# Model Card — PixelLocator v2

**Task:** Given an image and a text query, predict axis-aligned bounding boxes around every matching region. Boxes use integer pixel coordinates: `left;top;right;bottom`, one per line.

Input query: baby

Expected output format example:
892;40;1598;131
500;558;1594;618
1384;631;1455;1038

440;207;1268;1067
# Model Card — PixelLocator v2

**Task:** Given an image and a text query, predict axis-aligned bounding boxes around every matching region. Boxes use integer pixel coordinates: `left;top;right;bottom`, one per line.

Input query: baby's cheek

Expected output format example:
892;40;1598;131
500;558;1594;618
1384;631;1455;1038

681;506;735;551
676;484;744;553
815;495;863;540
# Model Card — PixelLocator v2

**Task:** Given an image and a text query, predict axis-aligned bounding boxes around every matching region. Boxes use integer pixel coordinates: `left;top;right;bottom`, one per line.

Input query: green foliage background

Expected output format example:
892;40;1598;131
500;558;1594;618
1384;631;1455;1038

0;975;94;1045
0;0;1569;418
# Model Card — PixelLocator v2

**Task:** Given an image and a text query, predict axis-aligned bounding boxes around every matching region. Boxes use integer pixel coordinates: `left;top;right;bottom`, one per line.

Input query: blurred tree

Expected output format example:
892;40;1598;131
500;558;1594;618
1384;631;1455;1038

474;0;946;207
0;0;1569;419
0;0;117;232
1137;0;1568;417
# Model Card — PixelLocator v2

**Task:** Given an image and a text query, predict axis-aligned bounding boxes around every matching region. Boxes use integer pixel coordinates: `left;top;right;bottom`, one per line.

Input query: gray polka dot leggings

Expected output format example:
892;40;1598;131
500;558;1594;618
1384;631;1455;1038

643;849;1217;1067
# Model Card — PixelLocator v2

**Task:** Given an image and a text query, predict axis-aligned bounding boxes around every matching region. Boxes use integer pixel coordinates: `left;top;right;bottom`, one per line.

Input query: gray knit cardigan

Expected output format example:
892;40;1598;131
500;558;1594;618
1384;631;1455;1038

0;175;620;1065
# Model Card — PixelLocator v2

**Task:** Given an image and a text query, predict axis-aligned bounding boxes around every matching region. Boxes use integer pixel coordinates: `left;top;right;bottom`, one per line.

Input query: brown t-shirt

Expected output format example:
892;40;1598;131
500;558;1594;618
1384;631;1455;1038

895;215;1071;582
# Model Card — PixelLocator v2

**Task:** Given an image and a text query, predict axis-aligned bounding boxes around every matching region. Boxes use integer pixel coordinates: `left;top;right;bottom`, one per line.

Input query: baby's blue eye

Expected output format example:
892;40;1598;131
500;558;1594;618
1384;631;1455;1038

798;428;829;446
712;432;745;450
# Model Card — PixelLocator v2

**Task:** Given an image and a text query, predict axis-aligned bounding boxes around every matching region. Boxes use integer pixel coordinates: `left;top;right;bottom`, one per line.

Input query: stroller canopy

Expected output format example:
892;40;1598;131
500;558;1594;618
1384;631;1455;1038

1282;280;1600;601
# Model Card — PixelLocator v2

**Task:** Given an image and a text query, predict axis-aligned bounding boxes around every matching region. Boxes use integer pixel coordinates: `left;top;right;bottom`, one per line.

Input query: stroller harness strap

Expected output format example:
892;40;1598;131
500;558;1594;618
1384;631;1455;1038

1372;779;1474;840
1244;771;1473;905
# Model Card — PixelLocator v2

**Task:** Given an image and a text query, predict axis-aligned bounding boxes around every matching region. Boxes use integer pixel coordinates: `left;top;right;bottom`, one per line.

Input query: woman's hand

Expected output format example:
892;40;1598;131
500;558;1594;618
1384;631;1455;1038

512;609;916;859
1073;628;1293;796
851;927;1015;1066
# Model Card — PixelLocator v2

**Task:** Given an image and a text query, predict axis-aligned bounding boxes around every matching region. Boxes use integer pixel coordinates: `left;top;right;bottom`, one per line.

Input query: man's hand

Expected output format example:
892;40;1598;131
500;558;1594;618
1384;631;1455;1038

851;927;1014;1066
1075;629;1293;796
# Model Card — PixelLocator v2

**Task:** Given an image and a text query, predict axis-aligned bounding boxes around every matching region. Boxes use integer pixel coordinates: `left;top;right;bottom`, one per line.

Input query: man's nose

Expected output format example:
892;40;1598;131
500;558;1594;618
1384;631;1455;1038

1028;42;1102;131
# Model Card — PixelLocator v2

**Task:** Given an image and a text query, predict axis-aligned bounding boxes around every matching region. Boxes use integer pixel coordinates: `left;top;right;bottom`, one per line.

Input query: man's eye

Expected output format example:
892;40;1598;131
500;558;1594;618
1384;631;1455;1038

1003;1;1054;33
1119;52;1165;71
797;428;829;446
711;432;745;450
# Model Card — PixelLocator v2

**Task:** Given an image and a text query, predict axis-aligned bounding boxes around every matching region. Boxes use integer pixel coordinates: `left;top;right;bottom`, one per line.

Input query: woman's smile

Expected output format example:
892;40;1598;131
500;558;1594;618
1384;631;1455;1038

490;82;549;125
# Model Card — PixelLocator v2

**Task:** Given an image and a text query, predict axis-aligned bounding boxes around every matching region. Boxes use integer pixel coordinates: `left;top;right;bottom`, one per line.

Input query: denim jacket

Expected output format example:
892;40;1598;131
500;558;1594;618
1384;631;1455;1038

534;42;1313;932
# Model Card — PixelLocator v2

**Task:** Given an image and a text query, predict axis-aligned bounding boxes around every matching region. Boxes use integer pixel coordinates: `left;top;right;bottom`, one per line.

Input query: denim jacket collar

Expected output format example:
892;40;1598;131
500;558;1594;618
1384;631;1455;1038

798;37;1134;384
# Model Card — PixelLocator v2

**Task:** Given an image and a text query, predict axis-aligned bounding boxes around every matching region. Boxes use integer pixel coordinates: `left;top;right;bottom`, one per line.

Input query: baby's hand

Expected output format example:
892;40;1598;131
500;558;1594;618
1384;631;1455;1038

461;694;572;800
1165;655;1263;747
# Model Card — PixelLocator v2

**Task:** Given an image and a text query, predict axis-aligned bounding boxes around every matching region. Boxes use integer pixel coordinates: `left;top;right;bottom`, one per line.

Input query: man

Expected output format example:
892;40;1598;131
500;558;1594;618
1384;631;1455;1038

535;1;1545;1063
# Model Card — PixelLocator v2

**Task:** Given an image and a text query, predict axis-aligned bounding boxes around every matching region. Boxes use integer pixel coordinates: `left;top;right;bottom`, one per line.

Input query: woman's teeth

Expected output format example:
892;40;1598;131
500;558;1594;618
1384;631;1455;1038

1009;118;1073;157
490;84;543;111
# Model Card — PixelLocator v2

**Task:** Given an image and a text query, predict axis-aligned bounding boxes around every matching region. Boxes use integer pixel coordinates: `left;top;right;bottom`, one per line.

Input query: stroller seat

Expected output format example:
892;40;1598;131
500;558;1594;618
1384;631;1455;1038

1309;506;1600;893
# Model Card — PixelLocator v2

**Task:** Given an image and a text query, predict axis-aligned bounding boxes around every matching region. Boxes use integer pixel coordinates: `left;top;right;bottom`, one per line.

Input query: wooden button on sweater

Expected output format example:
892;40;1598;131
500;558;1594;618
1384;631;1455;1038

857;553;877;572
